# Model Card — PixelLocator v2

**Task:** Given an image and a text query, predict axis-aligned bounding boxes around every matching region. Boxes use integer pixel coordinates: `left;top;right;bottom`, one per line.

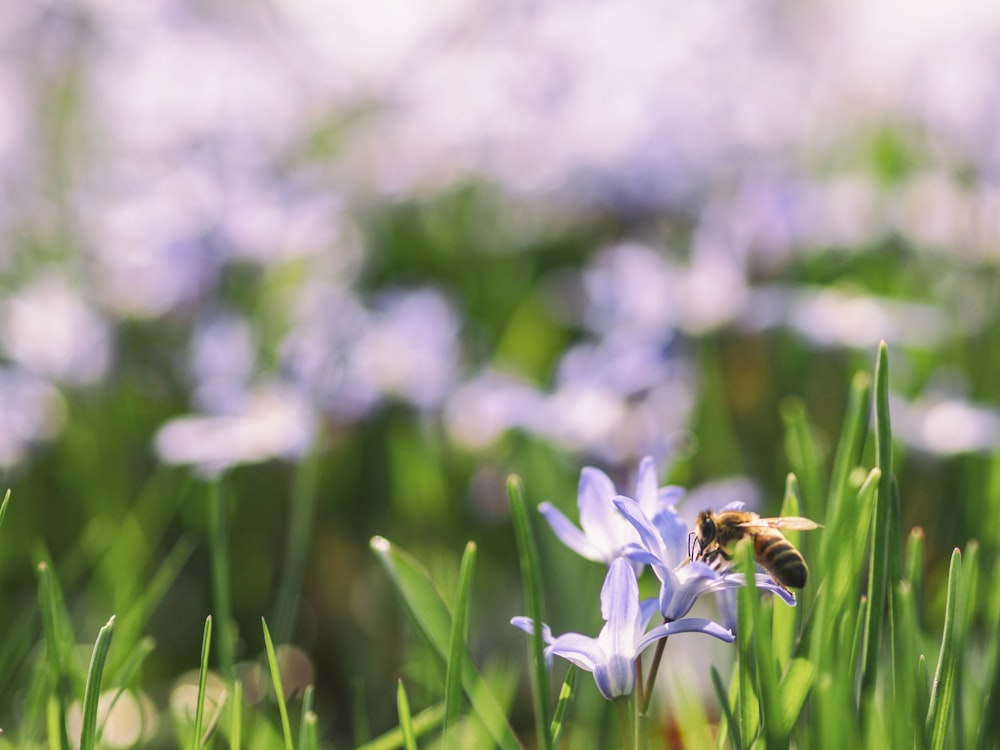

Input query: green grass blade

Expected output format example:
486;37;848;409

355;704;446;750
507;474;552;750
117;535;197;653
736;540;765;746
773;474;802;665
192;615;212;750
397;680;419;750
926;548;961;750
370;536;525;750
79;616;115;750
300;710;319;750
0;488;10;531
262;617;295;750
825;372;871;532
298;684;315;748
778;658;815;736
37;562;71;750
977;559;1000;750
780;398;823;521
98;636;156;740
860;342;893;705
894;581;927;749
208;478;234;680
273;449;322;645
954;541;979;749
904;527;925;614
444;541;477;747
710;666;743;750
231;677;242;750
549;666;576;750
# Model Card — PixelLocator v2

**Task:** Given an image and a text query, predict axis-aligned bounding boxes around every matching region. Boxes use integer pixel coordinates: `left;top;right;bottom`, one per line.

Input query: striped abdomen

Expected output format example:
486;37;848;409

754;530;808;589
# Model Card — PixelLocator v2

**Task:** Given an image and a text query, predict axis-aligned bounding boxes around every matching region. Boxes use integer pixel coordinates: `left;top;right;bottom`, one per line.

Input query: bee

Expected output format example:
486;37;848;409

692;509;821;590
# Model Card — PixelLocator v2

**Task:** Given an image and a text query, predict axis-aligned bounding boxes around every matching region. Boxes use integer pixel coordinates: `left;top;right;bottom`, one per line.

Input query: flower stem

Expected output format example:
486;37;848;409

641;632;669;714
614;696;636;750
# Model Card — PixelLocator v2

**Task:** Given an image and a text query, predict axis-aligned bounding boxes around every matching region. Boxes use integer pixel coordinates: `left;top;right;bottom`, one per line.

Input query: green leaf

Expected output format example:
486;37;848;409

371;536;525;750
300;710;319;750
208;478;234;680
261;617;295;750
192;615;212;750
825;372;871;534
230;677;242;750
507;474;553;750
772;474;802;666
710;667;743;750
550;667;576;750
37;562;71;750
355;704;446;750
778;658;815;735
397;680;419;750
926;548;961;750
0;488;10;532
298;684;315;750
444;541;477;747
781;398;823;522
893;581;927;749
79;616;115;750
861;341;893;704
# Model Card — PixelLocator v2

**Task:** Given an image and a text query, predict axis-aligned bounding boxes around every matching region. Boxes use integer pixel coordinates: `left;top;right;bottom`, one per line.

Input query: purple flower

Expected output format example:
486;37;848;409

539;456;684;564
613;497;796;620
512;558;733;700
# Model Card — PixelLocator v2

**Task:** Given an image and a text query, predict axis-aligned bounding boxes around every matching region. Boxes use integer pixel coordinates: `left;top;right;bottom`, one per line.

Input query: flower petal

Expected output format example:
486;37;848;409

753;574;798;607
598;557;642;653
510;616;554;644
613;496;666;561
538;502;604;561
576;467;621;548
546;632;603;672
634;456;659;516
594;653;635;700
650;503;690;567
637;617;735;652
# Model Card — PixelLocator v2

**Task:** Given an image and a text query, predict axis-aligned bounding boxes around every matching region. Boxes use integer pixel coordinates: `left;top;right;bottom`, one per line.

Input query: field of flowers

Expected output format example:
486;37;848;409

2;1;1000;748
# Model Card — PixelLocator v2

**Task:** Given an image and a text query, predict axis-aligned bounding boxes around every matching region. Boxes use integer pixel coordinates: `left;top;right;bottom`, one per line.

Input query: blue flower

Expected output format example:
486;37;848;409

511;558;734;701
539;456;684;564
613;497;796;620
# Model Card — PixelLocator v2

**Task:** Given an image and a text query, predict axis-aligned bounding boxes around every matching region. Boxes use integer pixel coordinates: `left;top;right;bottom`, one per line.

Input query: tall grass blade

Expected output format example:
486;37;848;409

926;548;961;750
208;478;234;680
825;372;871;532
396;680;419;750
37;562;71;750
710;666;743;750
273;449;322;645
860;342;893;704
355;704;446;750
230;677;242;750
549;666;576;750
79;616;115;750
298;684;315;749
780;398;822;522
444;541;477;748
300;710;319;750
0;488;10;531
507;475;552;750
370;536;524;750
192;615;212;750
262;617;296;750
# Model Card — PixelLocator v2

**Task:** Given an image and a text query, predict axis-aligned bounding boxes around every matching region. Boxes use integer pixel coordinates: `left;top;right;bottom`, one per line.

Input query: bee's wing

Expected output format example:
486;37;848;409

737;516;822;531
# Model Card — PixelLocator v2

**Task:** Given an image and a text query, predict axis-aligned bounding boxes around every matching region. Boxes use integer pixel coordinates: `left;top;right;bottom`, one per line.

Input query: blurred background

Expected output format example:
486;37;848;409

2;0;1000;746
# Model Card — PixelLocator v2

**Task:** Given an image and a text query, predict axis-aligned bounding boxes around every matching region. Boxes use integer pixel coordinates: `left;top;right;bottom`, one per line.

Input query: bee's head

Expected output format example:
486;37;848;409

695;510;716;546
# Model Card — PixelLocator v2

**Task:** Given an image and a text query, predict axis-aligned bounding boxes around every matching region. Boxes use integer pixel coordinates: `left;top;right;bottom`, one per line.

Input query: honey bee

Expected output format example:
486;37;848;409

692;509;821;590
